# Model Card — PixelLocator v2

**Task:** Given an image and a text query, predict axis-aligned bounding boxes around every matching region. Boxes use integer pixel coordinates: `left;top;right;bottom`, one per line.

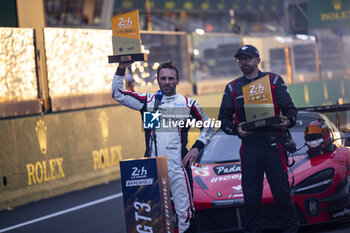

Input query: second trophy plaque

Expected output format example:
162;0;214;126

242;75;281;131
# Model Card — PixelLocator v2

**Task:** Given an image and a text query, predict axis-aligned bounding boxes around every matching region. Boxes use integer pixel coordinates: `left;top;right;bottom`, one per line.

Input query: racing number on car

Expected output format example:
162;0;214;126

193;166;210;176
134;201;153;233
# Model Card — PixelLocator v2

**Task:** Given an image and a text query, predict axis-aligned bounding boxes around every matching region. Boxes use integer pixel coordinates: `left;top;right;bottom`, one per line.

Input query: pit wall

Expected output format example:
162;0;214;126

0;78;349;210
0;105;145;210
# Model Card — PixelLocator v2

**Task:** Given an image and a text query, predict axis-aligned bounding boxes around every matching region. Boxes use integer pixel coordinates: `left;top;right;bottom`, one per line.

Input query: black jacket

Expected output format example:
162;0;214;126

218;71;297;145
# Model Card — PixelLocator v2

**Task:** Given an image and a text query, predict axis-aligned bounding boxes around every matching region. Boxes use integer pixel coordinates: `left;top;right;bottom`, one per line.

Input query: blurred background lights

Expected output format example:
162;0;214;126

2;28;185;100
195;28;205;35
44;28;115;97
296;34;316;41
0;28;37;102
153;62;160;70
274;36;286;43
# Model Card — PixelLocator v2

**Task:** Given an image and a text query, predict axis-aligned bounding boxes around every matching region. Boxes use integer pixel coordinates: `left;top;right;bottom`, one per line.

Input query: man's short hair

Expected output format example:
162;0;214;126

157;61;179;80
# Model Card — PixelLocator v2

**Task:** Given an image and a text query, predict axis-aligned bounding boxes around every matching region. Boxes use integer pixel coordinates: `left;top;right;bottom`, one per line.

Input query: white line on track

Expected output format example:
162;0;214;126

0;192;123;233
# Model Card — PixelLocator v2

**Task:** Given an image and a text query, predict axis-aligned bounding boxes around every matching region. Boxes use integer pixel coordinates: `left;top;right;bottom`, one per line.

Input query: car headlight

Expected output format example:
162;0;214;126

292;168;334;195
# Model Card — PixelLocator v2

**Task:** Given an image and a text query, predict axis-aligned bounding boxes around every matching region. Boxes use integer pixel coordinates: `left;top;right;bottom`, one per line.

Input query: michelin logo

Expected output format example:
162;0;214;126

143;110;161;129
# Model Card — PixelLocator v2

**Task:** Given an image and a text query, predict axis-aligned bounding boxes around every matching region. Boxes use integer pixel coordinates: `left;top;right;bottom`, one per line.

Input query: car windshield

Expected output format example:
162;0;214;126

289;131;308;155
199;130;241;164
199;112;331;164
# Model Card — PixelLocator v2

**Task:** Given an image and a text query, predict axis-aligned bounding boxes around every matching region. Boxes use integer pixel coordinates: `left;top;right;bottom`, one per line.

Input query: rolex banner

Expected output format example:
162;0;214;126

242;75;280;131
120;156;173;233
308;0;350;28
109;10;147;63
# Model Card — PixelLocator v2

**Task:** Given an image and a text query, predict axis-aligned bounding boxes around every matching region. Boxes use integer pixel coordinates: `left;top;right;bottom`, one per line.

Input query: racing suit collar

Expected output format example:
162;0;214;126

163;93;177;98
243;70;264;83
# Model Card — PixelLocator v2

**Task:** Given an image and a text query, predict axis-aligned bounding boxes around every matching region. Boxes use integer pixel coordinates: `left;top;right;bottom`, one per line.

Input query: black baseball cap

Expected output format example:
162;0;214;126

234;45;260;58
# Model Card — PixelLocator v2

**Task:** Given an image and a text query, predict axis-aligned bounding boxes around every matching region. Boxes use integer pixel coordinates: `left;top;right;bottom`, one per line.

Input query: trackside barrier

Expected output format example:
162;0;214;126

287;78;350;107
0;105;145;210
0;93;208;210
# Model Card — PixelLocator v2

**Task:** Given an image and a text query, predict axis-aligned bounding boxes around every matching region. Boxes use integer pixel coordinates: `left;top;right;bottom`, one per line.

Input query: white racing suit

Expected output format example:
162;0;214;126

112;67;214;233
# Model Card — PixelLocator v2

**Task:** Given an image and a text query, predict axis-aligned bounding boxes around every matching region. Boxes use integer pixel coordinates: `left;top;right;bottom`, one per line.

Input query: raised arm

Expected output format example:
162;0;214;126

111;63;147;111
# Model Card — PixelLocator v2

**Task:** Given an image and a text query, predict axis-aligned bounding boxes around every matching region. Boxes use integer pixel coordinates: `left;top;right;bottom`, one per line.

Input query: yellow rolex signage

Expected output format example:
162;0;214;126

27;119;66;186
308;0;350;28
26;157;65;185
99;111;109;142
35;119;47;154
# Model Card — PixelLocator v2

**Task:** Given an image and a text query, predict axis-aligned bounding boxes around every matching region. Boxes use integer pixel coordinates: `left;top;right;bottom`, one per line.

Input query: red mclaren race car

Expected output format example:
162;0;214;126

191;111;350;232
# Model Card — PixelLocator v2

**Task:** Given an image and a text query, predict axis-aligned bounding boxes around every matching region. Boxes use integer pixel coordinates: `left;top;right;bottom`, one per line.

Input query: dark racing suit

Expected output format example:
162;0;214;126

112;67;214;233
218;71;298;233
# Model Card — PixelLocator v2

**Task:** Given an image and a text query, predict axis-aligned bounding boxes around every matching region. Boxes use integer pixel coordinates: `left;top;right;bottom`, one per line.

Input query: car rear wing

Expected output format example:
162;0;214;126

297;103;350;114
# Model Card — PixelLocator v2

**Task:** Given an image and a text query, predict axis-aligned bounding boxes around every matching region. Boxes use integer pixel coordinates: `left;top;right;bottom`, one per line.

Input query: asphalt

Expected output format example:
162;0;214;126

0;179;126;233
1;179;350;233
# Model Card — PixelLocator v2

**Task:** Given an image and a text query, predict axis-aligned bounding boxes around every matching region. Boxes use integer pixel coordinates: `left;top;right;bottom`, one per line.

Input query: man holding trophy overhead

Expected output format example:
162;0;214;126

218;45;299;233
109;10;215;232
112;61;214;233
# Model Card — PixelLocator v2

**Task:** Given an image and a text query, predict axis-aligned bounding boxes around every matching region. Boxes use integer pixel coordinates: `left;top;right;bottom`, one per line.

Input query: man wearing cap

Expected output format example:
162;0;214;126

218;45;298;233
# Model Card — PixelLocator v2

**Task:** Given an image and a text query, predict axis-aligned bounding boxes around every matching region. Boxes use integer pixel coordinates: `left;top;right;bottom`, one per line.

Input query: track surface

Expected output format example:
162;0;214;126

1;179;350;233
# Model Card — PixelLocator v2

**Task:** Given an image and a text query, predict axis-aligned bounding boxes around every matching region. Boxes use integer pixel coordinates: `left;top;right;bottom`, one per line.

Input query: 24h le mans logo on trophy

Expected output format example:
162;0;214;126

108;10;147;63
242;75;281;131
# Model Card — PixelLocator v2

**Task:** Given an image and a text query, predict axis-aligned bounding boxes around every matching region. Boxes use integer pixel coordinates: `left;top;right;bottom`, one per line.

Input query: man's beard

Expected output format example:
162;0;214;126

161;85;176;96
240;64;254;75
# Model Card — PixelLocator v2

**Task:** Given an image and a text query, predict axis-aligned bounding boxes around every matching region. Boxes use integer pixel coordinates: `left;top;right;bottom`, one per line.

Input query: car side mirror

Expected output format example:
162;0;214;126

346;137;350;147
342;131;350;147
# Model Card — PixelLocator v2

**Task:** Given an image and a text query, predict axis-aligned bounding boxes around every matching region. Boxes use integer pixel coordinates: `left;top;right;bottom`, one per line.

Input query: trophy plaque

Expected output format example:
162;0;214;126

242;75;281;131
108;10;147;63
120;156;174;233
